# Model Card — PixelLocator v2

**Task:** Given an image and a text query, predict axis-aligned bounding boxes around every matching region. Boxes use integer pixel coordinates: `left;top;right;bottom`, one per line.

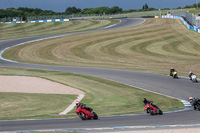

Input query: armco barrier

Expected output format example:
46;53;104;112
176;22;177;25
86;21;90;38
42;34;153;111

1;19;69;24
162;15;200;33
29;19;69;23
1;21;26;24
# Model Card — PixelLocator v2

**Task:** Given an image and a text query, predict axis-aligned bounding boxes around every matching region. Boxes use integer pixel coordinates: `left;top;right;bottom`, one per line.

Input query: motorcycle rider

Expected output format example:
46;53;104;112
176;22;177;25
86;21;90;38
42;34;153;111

143;98;150;106
189;71;194;80
189;96;200;110
170;67;175;76
76;101;93;112
143;98;157;107
189;97;197;110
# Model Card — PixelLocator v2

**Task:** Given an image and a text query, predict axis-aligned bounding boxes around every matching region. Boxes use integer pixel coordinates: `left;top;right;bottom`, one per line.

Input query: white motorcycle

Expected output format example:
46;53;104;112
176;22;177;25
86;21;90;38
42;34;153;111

190;74;198;83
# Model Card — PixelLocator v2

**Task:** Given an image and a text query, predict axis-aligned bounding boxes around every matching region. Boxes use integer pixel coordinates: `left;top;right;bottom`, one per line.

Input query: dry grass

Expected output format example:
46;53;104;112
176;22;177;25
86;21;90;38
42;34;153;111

3;18;200;77
0;20;119;40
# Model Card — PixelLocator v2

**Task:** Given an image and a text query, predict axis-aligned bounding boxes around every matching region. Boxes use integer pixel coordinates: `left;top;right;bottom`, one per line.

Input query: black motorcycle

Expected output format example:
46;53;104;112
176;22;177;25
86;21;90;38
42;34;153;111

189;97;200;111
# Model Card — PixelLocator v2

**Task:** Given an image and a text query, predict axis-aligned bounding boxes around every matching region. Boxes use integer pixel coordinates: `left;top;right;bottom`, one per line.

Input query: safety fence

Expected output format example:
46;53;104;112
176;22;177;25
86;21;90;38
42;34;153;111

27;14;97;21
29;19;69;23
162;15;200;33
168;10;200;28
0;17;23;23
27;11;161;21
0;11;161;23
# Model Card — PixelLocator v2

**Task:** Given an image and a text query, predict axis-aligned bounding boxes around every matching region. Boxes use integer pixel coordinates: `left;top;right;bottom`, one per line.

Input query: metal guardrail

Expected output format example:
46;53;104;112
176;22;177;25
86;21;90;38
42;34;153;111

170;10;200;28
0;11;161;23
0;17;22;23
27;11;161;21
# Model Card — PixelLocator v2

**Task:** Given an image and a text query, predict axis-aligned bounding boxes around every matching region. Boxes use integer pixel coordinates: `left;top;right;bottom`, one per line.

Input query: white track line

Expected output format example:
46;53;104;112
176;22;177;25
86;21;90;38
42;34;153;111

4;123;200;133
59;94;85;115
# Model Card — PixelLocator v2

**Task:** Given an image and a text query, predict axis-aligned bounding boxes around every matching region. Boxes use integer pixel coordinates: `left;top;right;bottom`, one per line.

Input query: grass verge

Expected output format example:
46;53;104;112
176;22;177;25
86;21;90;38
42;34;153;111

0;19;119;40
0;67;183;120
0;92;76;120
3;18;200;77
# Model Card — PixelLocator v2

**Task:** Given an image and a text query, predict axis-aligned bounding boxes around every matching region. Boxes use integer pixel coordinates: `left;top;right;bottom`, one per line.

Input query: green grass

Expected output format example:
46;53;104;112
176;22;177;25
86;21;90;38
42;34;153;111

186;8;200;14
1;17;195;120
0;92;76;120
3;18;200;77
0;67;183;120
160;8;200;15
0;19;119;40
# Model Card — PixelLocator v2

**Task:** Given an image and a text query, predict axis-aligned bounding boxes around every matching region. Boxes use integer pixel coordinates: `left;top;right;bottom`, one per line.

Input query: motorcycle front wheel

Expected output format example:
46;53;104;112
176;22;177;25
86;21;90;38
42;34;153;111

158;109;163;115
79;113;86;120
196;104;200;111
149;109;155;115
93;112;98;120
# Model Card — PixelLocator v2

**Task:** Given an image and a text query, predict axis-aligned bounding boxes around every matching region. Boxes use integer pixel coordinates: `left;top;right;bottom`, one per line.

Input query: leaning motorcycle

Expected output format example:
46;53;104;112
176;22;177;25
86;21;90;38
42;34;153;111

189;97;200;111
75;106;98;120
172;71;178;79
190;74;198;83
144;102;163;115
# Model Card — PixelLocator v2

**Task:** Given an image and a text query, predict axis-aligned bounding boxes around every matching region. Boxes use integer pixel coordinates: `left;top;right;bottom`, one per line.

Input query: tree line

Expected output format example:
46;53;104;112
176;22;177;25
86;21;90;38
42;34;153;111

0;2;199;21
0;5;157;21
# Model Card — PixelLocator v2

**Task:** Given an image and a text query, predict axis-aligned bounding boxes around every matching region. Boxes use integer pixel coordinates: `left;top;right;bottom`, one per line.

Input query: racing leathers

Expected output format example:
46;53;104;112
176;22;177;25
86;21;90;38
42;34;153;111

170;68;175;76
76;102;93;112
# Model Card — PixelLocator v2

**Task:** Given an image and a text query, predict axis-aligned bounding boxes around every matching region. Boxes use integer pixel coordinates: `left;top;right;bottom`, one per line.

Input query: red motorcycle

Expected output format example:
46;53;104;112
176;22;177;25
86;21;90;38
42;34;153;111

75;106;98;120
144;102;163;115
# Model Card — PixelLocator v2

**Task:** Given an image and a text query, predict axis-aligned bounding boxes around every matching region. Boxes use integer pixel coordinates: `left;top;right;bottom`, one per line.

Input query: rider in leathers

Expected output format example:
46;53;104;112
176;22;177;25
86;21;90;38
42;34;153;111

143;98;158;109
76;101;93;112
189;97;200;110
170;67;175;76
189;71;194;80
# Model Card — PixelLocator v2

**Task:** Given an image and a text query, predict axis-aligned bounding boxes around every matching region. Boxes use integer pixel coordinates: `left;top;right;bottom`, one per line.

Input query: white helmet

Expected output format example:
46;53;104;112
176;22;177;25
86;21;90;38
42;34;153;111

189;96;193;100
76;100;80;106
189;71;192;74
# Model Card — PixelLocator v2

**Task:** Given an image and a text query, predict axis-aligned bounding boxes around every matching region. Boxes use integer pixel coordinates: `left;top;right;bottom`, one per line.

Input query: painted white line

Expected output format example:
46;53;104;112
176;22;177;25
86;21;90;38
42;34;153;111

0;20;124;63
6;124;200;132
0;35;69;63
101;20;122;29
59;94;85;115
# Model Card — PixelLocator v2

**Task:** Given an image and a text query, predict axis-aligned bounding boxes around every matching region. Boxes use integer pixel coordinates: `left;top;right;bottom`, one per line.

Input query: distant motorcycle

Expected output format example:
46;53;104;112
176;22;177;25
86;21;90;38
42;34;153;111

144;101;163;115
171;71;178;79
189;74;198;83
189;97;200;111
75;106;98;120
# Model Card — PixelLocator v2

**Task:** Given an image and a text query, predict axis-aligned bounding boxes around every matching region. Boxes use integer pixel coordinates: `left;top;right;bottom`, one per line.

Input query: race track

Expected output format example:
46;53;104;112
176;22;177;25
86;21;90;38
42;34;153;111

0;18;200;132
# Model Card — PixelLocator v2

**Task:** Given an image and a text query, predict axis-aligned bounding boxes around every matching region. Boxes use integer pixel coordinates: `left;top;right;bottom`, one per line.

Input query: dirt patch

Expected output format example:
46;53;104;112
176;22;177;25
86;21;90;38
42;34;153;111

0;75;84;95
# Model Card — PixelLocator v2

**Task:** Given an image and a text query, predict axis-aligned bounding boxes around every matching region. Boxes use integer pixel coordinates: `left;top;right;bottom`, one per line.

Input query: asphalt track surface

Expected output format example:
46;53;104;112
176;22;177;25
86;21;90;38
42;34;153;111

0;18;200;132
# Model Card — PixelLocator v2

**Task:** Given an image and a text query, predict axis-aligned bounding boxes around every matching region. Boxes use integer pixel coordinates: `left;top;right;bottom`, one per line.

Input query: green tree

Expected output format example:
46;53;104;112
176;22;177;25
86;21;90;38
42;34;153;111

96;7;110;14
143;3;149;10
65;6;81;15
109;6;123;14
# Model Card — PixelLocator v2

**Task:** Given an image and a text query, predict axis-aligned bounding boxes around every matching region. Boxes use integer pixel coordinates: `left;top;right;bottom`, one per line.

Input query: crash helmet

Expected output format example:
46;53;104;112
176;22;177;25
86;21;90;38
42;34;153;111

189;71;192;74
171;67;174;69
143;98;147;103
76;100;80;106
189;96;193;100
